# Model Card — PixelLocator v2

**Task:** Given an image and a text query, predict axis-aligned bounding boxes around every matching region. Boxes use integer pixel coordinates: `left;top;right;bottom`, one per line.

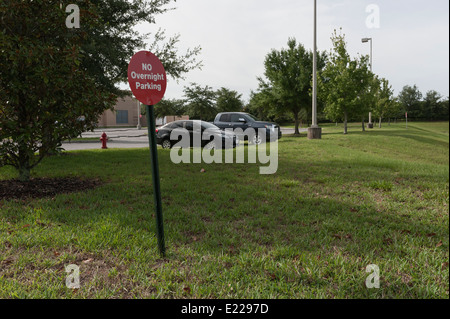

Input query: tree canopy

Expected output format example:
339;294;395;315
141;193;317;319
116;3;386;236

318;29;373;134
0;0;201;181
398;85;448;120
254;38;327;135
181;84;245;122
215;87;244;114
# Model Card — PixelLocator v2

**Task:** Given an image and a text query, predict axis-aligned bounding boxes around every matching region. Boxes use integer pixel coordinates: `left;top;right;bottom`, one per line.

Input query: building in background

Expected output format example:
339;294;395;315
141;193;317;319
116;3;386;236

156;115;190;126
97;95;142;127
97;95;188;127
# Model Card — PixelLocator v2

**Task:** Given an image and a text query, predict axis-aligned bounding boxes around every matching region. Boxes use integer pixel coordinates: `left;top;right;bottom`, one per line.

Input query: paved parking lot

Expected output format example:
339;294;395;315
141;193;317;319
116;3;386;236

61;127;305;151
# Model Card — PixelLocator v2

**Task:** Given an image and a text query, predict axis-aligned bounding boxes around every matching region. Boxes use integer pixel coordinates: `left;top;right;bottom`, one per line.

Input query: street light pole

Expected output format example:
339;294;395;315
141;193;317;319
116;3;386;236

137;98;142;130
361;37;373;72
312;0;318;128
308;0;322;139
362;37;374;129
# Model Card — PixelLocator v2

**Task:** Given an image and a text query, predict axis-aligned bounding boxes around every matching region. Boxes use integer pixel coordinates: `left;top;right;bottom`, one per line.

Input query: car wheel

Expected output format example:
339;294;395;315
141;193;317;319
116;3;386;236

251;134;262;145
162;139;172;149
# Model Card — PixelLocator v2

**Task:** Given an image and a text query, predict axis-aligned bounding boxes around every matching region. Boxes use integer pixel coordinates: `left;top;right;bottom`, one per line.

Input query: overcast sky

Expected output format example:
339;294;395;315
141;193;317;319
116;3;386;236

132;0;449;103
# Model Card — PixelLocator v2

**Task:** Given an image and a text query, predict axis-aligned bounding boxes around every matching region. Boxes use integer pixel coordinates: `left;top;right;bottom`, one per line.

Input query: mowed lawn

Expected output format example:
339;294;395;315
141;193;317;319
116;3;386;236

0;122;448;298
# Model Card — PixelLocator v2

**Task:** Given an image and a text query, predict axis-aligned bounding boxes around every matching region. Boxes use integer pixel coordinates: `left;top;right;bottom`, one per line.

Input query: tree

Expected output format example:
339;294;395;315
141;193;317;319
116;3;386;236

398;85;423;119
257;38;327;135
422;90;443;120
0;1;113;181
318;29;372;134
372;78;395;128
438;97;449;120
80;0;202;96
0;0;201;181
183;83;217;121
215;87;244;113
384;98;403;125
357;74;379;131
245;87;278;122
153;98;186;119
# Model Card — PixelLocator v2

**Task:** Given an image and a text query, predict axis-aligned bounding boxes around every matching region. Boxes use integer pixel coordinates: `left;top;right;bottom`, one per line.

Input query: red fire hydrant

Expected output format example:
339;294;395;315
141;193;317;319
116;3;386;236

100;132;108;149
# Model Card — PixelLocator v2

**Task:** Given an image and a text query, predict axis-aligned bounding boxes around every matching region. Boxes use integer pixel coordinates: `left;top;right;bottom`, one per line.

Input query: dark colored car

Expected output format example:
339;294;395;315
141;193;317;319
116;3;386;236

156;120;238;149
213;112;282;144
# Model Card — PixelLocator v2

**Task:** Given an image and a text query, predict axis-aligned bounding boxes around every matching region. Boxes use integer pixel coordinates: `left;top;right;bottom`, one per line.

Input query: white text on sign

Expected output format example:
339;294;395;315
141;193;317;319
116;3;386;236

130;64;165;92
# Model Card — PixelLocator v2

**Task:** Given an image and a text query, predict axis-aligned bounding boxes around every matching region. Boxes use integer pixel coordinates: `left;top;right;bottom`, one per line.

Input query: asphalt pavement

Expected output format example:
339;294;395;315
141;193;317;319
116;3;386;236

61;127;306;151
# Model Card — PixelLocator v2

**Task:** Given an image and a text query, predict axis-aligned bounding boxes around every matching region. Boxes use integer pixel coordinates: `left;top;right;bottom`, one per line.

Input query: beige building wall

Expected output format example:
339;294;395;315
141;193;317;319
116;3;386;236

163;115;190;124
98;95;189;127
98;95;146;127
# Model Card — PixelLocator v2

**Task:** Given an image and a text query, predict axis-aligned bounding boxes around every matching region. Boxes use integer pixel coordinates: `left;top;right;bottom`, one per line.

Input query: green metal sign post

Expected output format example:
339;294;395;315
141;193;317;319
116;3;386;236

128;51;167;257
146;105;165;257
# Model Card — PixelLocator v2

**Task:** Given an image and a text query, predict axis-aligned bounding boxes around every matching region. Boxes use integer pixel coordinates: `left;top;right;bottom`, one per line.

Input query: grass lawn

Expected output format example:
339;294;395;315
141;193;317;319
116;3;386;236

0;121;448;299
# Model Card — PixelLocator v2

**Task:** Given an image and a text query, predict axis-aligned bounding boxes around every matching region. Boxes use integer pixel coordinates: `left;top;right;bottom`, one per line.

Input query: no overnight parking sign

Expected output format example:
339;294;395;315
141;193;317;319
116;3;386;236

127;51;167;106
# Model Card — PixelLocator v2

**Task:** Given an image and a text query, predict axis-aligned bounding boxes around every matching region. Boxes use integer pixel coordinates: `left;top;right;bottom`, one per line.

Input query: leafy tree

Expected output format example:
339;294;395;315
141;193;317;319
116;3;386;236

372;78;395;128
215;87;244;113
245;83;280;122
0;1;112;181
183;83;217;121
81;0;202;96
0;0;201;181
439;97;449;120
356;74;379;131
397;86;448;120
398;85;423;119
153;98;186;119
422;90;443;120
384;98;403;125
318;29;372;134
257;38;327;135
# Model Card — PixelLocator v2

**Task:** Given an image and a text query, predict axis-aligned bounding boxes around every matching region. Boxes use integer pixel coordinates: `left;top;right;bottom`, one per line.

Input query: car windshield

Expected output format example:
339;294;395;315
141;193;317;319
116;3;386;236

164;122;181;129
246;114;260;121
201;121;220;130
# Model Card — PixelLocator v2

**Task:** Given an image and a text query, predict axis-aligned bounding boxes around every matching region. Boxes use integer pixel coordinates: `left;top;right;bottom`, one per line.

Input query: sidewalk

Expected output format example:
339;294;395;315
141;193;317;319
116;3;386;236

61;127;304;151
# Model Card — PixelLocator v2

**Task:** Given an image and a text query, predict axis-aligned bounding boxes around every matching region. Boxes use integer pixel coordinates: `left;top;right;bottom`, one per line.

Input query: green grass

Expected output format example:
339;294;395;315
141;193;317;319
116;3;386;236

0;122;448;299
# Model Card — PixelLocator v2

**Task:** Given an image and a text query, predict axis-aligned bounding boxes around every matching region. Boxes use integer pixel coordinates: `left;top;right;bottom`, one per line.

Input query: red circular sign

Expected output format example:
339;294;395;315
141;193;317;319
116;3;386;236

128;51;167;105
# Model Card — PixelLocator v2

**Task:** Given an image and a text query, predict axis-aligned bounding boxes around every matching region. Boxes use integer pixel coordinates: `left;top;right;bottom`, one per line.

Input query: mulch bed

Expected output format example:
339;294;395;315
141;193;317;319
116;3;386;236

0;177;103;200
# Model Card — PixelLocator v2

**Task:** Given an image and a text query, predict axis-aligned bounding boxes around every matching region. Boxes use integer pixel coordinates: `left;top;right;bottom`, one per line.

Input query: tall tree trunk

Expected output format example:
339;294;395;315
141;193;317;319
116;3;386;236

17;95;31;182
344;112;348;134
361;117;365;132
293;111;300;135
379;117;382;128
18;149;31;182
18;166;31;182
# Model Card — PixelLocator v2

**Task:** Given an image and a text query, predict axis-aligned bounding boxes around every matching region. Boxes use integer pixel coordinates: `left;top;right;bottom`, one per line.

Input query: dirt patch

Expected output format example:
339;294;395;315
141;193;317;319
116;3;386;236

0;177;103;200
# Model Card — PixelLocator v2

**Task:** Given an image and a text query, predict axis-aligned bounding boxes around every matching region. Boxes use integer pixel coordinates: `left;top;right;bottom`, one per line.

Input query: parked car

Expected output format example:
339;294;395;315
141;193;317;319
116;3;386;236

213;112;282;144
156;120;238;149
